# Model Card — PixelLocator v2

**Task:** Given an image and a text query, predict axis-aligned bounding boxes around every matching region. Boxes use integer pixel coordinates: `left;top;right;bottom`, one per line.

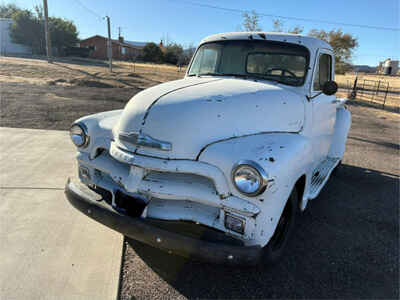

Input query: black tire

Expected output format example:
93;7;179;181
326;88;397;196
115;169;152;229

332;160;342;176
262;187;298;265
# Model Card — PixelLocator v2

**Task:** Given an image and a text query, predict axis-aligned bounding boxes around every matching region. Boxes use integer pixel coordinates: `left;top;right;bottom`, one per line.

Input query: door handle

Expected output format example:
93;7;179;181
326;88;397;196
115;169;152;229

331;99;341;104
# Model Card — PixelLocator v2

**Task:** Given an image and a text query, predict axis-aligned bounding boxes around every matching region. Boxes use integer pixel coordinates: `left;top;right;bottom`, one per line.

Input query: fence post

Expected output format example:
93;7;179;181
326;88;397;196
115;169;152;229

383;84;389;109
375;80;380;102
360;79;365;97
349;77;358;100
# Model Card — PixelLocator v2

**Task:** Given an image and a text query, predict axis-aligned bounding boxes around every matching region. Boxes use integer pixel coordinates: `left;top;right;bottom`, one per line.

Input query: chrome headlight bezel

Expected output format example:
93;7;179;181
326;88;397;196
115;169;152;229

70;122;89;148
231;160;268;197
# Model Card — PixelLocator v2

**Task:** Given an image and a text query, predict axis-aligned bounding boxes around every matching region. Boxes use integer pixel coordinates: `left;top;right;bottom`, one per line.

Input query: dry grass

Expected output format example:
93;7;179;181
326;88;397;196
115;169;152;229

336;73;400;110
336;73;400;89
0;56;186;130
0;56;186;89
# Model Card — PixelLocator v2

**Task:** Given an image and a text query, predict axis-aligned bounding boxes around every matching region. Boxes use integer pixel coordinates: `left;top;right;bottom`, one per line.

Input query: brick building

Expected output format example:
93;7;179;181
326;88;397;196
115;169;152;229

79;35;145;60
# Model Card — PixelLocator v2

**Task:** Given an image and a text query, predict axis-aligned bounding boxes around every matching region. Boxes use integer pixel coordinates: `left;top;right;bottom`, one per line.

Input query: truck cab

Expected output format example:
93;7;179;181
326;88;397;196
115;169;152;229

65;32;351;265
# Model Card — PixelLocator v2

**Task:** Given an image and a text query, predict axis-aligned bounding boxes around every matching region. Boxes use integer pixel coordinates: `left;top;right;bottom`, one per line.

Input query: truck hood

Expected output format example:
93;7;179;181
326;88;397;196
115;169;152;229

114;77;305;159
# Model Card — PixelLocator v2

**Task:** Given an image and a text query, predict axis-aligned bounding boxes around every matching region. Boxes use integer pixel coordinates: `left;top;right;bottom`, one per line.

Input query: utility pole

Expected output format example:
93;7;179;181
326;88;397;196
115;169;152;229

118;27;121;39
105;16;112;72
43;0;52;62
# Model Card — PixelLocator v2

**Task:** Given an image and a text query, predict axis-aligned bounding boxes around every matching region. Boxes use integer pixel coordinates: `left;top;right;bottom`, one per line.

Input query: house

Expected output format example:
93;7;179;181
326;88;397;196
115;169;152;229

0;18;32;55
79;35;146;60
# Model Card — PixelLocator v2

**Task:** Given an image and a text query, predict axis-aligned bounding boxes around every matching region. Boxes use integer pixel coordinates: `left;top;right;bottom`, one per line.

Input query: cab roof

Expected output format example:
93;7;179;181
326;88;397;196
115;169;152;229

200;32;332;52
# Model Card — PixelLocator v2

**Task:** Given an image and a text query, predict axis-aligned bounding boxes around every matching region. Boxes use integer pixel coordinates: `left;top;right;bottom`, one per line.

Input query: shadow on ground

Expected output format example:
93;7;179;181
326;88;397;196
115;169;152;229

123;164;399;299
347;99;399;114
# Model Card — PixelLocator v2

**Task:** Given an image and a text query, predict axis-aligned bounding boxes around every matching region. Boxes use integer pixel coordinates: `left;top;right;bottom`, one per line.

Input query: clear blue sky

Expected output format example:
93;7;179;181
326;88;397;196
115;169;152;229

4;0;399;66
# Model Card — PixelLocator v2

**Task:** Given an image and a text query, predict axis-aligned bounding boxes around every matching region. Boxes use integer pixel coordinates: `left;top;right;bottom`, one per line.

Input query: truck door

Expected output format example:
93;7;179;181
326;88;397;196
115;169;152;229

311;50;336;167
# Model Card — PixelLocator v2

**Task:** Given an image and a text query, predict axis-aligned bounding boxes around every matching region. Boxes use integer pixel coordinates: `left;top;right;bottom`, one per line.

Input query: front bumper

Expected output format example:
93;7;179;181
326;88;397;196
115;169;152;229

65;179;263;265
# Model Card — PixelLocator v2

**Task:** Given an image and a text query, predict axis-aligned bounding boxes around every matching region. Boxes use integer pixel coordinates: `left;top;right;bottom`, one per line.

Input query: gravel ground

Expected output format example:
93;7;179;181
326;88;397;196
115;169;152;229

120;102;399;299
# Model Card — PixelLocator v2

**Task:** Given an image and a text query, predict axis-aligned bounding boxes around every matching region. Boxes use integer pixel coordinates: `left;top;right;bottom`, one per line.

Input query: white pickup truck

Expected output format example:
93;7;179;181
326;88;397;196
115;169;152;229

65;32;351;265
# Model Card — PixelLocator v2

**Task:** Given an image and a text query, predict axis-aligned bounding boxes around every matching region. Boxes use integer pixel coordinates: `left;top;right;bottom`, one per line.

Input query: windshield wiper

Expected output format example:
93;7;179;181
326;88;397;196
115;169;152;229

195;73;250;78
246;74;288;85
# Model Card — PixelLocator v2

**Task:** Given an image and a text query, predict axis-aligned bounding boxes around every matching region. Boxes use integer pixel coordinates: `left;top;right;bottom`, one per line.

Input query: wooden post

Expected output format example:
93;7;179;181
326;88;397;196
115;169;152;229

43;0;52;63
106;16;112;72
383;84;389;109
374;80;380;103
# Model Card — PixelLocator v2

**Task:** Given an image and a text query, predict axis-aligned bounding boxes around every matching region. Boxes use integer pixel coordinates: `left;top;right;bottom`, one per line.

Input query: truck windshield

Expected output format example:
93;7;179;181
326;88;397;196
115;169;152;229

188;40;310;86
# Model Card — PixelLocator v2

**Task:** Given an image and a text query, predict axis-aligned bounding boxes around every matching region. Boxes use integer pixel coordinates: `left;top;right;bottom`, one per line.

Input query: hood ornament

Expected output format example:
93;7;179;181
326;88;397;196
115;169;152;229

119;132;172;151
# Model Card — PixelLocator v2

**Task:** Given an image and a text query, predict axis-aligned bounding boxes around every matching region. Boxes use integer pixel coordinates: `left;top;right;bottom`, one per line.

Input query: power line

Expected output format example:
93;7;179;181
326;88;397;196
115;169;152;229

72;0;103;21
168;0;400;32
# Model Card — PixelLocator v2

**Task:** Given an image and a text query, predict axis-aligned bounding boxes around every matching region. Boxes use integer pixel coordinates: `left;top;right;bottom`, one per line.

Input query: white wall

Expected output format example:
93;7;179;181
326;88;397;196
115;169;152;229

0;18;32;55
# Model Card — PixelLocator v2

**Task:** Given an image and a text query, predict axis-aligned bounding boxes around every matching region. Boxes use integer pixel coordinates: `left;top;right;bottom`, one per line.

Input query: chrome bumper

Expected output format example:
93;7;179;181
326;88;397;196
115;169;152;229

65;179;263;265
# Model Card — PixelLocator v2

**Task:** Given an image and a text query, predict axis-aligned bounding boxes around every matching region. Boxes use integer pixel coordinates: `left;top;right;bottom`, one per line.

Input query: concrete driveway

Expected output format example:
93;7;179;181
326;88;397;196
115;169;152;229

0;128;122;300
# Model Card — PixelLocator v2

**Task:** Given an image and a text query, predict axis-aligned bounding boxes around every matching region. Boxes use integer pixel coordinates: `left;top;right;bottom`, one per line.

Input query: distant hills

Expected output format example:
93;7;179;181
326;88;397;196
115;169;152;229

352;65;377;73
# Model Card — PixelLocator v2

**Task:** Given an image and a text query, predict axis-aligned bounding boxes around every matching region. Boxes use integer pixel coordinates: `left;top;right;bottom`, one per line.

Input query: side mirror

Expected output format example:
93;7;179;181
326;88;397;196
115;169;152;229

322;81;338;96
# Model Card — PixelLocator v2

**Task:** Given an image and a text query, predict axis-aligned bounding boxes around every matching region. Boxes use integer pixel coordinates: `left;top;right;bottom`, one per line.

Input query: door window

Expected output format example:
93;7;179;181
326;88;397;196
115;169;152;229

313;54;332;91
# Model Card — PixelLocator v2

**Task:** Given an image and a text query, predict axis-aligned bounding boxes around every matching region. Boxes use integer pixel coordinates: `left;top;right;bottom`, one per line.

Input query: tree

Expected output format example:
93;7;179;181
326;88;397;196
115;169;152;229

272;19;303;34
0;3;20;18
10;9;44;54
182;44;196;65
49;17;79;53
288;25;304;34
6;4;78;55
272;19;284;32
164;43;184;65
308;29;358;74
242;10;262;31
142;43;164;62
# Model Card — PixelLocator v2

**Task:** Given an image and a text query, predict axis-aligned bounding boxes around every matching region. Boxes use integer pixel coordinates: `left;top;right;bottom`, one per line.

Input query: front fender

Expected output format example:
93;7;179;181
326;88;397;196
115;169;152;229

73;110;123;158
198;133;313;246
329;106;351;158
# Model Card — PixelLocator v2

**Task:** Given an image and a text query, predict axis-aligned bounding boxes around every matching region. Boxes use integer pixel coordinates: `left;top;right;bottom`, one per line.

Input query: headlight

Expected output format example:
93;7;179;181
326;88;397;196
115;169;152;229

70;123;89;148
232;160;268;196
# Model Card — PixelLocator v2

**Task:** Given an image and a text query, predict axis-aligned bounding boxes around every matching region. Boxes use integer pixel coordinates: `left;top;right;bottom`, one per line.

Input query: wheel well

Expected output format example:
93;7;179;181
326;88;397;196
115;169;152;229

295;175;306;209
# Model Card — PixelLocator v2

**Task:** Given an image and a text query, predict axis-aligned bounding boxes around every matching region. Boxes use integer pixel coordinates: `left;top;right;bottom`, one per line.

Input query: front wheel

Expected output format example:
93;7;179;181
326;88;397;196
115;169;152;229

262;187;298;264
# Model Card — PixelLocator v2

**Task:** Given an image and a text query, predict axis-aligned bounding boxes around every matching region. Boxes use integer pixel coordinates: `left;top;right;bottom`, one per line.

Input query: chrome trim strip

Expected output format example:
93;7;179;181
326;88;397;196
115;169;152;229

119;132;172;151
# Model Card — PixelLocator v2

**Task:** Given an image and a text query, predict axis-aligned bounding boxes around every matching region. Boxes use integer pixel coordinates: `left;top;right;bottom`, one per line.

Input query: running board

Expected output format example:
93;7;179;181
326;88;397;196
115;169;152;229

309;157;340;199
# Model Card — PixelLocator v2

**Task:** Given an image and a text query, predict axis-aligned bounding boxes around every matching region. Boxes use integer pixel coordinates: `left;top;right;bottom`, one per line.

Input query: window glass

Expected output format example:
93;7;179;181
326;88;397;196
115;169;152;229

247;53;306;79
313;54;332;91
189;46;220;75
188;40;309;86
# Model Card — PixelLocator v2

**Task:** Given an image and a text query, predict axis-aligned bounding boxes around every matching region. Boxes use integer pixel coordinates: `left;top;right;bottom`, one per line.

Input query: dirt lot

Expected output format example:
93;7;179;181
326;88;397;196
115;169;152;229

0;56;184;129
1;56;398;299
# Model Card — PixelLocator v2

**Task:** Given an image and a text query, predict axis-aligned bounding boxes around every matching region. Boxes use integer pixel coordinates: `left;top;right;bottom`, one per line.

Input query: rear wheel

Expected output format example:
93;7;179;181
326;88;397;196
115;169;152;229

332;160;342;176
262;187;298;264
